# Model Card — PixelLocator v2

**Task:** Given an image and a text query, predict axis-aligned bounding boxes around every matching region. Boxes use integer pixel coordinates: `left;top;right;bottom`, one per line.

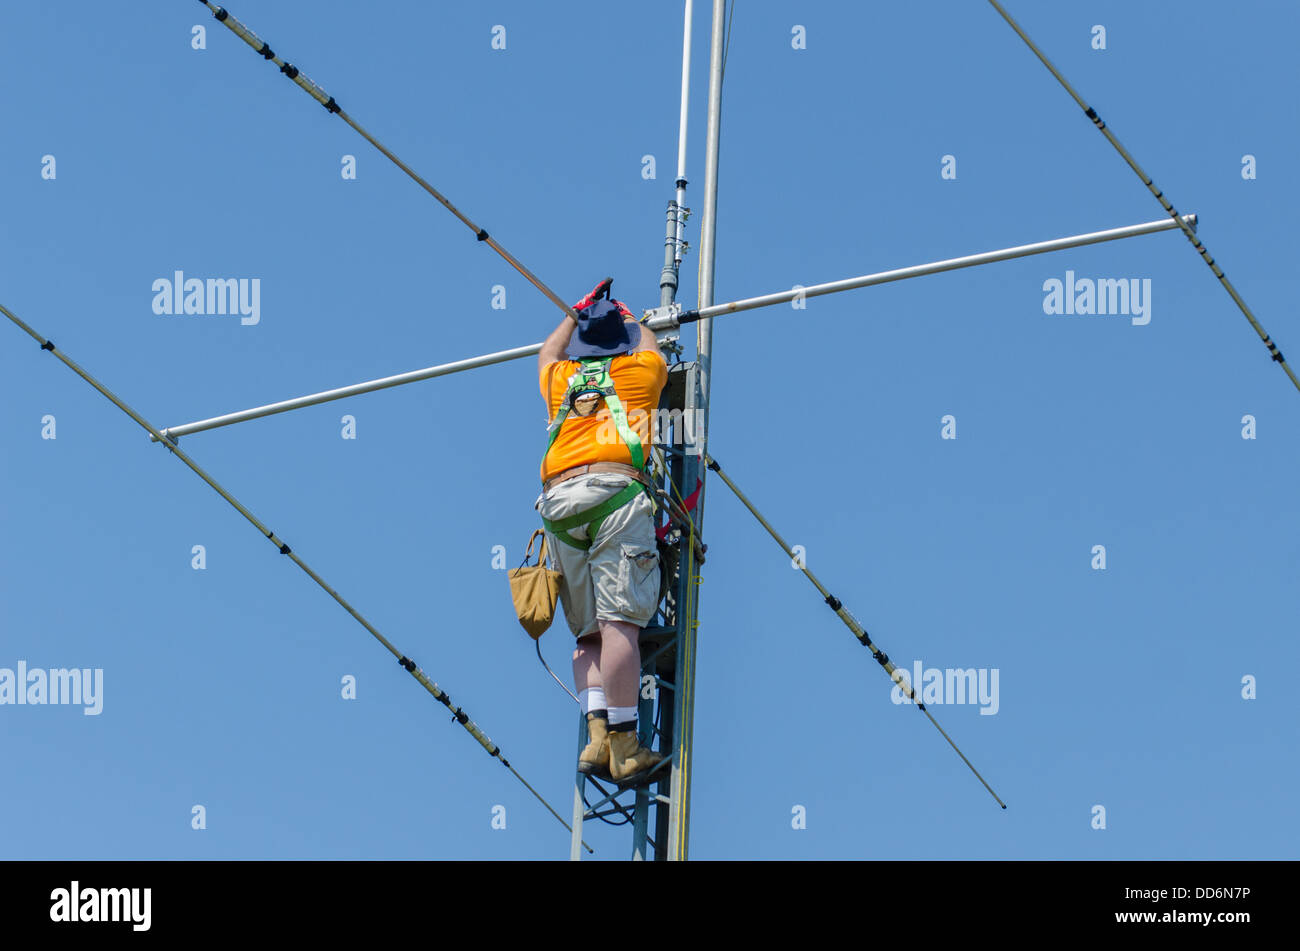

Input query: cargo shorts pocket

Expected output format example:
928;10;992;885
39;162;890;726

615;542;661;622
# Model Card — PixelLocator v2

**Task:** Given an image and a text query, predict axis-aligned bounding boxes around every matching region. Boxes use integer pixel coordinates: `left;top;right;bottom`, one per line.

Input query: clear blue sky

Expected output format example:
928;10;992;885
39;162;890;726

2;0;1297;860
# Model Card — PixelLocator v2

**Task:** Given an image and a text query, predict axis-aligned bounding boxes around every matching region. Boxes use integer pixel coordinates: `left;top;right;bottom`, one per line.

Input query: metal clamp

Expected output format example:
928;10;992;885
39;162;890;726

642;302;684;332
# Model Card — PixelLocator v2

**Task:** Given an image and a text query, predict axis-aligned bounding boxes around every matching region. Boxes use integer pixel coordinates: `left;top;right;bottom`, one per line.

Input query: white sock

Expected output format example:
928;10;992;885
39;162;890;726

578;687;607;715
608;705;638;729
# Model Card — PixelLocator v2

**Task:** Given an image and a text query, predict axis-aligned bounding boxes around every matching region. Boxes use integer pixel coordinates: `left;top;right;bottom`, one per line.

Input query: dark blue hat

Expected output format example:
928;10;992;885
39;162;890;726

566;298;635;359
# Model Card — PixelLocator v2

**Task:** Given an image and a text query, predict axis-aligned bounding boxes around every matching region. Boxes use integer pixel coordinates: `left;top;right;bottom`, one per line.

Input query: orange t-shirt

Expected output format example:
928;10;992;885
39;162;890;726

540;350;668;482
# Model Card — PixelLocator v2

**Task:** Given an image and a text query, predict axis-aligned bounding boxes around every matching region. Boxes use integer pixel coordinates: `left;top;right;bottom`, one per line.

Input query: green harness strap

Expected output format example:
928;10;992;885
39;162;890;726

541;357;652;551
542;481;644;551
544;358;644;471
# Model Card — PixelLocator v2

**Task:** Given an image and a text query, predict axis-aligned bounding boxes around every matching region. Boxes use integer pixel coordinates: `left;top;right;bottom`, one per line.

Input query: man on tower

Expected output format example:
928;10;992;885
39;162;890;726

536;278;667;784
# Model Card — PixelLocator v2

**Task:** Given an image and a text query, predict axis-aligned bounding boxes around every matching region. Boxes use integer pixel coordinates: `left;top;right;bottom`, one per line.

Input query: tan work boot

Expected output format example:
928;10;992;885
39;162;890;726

608;729;664;784
577;713;610;779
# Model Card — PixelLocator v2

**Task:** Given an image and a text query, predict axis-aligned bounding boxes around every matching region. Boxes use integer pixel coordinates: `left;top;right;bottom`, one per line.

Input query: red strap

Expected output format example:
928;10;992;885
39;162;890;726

656;483;703;540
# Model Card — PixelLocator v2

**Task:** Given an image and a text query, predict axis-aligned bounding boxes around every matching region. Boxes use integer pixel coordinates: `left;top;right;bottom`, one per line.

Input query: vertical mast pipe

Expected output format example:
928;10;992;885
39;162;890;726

694;0;727;526
674;0;695;268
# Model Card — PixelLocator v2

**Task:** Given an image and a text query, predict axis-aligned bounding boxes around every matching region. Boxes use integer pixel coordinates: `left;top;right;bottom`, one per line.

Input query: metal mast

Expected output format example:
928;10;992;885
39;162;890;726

666;0;726;861
565;0;723;861
695;0;726;509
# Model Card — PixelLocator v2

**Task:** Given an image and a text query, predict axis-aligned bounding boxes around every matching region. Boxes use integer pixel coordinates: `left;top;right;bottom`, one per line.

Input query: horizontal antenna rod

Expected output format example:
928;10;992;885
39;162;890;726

159;342;544;440
159;214;1192;439
681;214;1194;323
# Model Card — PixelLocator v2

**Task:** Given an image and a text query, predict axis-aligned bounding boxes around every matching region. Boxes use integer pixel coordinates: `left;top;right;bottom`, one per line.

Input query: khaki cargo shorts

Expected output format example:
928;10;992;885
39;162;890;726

536;474;661;639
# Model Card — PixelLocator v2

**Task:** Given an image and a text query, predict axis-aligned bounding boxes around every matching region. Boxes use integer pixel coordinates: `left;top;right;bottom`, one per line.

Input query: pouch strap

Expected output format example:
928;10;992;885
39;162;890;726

520;528;550;568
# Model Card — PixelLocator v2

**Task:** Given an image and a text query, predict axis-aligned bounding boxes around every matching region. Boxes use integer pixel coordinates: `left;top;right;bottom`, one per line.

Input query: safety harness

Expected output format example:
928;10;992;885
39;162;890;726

541;356;654;551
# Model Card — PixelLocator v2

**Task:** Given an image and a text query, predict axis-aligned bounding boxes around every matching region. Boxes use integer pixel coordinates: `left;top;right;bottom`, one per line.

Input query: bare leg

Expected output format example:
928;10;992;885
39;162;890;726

596;619;641;708
598;619;660;777
572;633;602;692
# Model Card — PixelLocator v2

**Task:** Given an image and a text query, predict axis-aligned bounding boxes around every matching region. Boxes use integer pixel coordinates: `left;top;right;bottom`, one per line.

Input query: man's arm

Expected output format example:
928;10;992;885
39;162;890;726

630;318;662;356
538;313;577;374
